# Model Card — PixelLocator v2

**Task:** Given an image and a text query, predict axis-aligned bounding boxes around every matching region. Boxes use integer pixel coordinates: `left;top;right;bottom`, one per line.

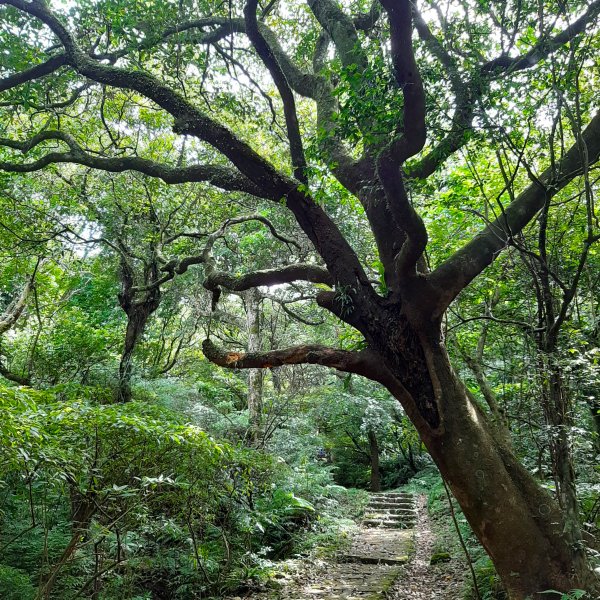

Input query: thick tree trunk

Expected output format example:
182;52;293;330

378;333;594;599
431;368;586;598
368;428;381;492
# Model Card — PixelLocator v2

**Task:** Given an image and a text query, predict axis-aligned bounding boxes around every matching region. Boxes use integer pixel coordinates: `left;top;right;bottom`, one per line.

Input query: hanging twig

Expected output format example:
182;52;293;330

441;477;482;600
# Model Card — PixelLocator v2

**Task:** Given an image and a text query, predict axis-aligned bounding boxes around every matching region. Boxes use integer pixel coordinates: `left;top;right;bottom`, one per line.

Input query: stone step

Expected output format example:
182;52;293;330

364;513;417;522
342;528;414;566
367;501;415;510
343;553;410;566
363;519;416;529
365;512;411;518
259;494;419;599
284;562;403;599
366;508;415;514
366;506;417;512
364;512;417;520
368;495;415;501
368;499;414;503
363;521;416;529
370;496;414;503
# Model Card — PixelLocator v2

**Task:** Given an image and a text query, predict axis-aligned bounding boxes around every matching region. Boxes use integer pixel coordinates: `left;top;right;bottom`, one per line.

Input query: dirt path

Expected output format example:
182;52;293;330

390;494;468;600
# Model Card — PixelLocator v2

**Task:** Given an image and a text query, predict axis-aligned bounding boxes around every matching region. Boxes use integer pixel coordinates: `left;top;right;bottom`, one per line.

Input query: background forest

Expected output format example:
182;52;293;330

0;0;599;598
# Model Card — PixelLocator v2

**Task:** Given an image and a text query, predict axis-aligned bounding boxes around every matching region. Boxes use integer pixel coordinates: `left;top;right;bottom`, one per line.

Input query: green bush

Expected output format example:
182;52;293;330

464;557;507;600
381;454;431;489
253;489;315;558
0;384;282;599
0;564;36;600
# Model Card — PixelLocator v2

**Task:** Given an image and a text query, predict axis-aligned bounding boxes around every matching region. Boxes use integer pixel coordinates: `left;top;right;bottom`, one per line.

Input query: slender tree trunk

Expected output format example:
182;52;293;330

368;428;381;492
117;308;153;402
40;489;96;599
245;288;263;445
407;442;417;473
116;256;161;402
542;359;583;561
588;397;600;452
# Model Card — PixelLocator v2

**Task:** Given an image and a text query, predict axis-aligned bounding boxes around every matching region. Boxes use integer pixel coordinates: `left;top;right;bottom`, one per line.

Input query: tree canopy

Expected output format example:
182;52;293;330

1;0;599;598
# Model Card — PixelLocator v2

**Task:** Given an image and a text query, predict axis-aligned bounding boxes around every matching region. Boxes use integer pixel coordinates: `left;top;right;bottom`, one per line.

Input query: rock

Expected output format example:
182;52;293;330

430;552;452;565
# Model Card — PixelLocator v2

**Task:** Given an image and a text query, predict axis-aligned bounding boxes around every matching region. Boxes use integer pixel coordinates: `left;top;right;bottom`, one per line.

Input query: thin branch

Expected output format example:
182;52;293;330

0;361;31;386
441;477;482;600
448;313;536;334
407;0;600;180
275;300;325;326
429;110;600;311
482;1;600;76
407;4;473;180
244;0;307;183
0;54;67;92
0;131;268;197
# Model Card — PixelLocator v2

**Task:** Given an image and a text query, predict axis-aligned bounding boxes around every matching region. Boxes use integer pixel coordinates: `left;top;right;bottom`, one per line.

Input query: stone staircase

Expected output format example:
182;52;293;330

362;492;418;529
270;491;418;599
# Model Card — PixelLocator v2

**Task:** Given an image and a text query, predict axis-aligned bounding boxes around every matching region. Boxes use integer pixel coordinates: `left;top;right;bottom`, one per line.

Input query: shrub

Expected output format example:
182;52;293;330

0;565;36;600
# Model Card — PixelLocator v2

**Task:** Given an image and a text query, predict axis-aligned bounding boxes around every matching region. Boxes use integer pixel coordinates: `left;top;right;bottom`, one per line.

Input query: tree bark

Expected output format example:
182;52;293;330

371;317;594;599
117;305;157;402
541;359;584;570
206;308;597;597
368;428;381;492
4;0;600;595
116;257;161;402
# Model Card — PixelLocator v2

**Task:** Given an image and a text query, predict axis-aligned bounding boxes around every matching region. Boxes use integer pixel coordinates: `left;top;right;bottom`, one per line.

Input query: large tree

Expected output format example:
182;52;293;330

1;0;599;596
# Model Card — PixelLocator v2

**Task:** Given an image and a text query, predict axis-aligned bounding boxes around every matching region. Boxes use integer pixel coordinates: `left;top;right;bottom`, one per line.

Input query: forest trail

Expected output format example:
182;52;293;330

271;492;417;599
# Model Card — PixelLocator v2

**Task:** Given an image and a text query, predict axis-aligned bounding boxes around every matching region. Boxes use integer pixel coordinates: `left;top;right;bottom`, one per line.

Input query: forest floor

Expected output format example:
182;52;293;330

235;490;468;600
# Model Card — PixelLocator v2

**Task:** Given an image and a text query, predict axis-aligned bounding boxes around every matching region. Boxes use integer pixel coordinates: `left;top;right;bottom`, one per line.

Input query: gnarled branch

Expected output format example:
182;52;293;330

0;131;267;197
203;338;377;378
1;0;369;294
407;0;600;180
202;338;418;423
204;264;334;293
0;54;67;93
308;0;367;72
132;215;318;295
380;0;426;165
244;0;307;183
